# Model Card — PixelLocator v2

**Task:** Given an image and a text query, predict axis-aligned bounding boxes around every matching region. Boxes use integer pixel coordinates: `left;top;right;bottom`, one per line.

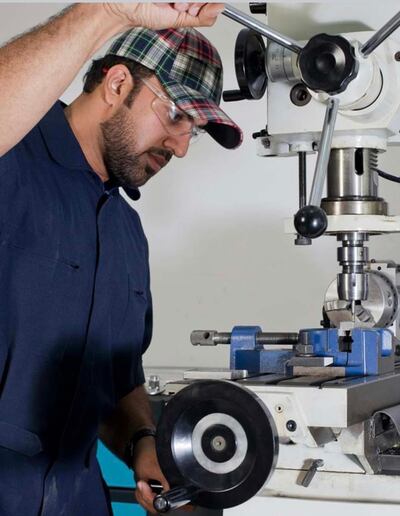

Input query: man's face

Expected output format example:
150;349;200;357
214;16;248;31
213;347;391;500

100;76;194;189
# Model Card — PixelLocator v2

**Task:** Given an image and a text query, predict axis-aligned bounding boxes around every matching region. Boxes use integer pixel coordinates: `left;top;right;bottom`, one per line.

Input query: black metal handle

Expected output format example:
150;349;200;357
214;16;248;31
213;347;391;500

223;89;246;102
153;485;201;513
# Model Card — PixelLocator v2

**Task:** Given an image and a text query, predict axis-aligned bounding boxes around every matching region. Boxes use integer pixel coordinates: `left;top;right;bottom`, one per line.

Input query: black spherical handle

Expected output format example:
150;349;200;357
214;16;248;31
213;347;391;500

294;205;328;239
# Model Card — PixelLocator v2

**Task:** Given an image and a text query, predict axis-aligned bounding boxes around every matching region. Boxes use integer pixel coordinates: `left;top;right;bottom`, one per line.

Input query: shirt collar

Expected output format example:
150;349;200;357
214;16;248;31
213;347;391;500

104;179;141;201
38;101;141;201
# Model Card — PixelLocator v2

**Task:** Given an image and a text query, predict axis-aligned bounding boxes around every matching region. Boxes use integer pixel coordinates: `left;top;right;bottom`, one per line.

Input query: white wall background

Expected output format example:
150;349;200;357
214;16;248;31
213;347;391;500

1;2;400;373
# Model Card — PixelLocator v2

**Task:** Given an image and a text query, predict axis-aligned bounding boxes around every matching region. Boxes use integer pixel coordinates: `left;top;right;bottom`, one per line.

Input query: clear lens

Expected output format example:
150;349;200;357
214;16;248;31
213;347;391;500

152;98;191;135
152;97;203;137
142;79;206;143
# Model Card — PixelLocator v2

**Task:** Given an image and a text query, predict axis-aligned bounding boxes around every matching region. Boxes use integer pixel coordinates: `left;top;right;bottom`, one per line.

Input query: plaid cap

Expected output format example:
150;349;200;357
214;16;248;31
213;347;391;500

106;27;243;149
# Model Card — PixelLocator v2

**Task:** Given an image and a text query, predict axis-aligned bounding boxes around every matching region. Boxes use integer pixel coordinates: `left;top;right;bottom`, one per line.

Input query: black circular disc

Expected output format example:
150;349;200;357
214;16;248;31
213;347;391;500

156;380;278;509
235;28;267;100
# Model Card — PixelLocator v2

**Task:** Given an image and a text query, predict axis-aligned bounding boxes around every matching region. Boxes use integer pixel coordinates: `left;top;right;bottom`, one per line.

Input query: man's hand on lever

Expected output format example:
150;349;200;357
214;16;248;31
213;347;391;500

0;3;224;157
132;435;169;514
104;3;224;30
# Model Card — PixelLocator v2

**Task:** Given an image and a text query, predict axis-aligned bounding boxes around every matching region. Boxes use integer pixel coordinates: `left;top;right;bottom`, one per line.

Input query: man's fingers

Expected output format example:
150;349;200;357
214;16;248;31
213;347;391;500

173;3;224;29
172;3;190;12
136;480;157;514
197;3;225;26
188;3;205;17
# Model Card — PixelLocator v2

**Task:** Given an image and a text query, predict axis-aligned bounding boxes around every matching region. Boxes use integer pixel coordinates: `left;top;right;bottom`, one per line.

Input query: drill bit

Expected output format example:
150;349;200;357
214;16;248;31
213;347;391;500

351;300;356;323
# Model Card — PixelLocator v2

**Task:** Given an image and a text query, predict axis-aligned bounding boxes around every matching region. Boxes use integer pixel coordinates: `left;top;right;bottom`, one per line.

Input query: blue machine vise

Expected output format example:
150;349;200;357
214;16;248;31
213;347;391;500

229;326;294;375
298;327;394;376
229;326;394;377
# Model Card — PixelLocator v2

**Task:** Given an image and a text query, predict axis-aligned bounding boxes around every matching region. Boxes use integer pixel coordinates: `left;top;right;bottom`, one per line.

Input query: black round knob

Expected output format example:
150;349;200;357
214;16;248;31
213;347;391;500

298;33;359;95
294;205;328;239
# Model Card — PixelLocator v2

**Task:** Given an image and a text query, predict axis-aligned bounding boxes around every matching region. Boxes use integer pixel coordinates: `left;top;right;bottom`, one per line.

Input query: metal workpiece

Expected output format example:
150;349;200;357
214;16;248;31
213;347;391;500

222;4;303;54
287;356;334;368
361;10;400;57
191;330;299;346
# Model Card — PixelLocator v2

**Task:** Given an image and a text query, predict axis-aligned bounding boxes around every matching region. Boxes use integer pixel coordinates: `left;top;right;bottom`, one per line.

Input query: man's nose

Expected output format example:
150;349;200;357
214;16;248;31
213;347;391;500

165;133;191;158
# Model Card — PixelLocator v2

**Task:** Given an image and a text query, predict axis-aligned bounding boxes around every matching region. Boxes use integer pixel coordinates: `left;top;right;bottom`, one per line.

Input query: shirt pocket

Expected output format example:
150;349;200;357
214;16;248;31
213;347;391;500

127;274;148;343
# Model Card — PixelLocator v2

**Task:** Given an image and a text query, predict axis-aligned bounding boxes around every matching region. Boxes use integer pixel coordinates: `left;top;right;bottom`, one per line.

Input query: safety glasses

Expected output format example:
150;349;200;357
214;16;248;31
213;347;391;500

141;79;206;143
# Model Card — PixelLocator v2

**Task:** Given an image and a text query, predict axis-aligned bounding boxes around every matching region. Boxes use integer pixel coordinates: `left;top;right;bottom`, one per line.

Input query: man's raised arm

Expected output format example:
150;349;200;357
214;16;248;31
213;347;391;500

0;2;223;157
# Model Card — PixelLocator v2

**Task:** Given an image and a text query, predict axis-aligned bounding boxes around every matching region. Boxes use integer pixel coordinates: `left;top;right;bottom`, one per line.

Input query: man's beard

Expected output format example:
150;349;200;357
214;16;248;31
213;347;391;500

101;106;155;189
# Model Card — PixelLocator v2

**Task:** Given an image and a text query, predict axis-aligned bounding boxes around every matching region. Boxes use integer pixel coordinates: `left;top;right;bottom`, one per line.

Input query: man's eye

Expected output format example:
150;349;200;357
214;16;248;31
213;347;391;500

169;106;185;124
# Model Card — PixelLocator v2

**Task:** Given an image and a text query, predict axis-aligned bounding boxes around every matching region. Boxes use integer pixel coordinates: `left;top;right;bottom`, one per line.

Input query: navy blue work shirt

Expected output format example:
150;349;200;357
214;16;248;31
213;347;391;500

0;101;152;515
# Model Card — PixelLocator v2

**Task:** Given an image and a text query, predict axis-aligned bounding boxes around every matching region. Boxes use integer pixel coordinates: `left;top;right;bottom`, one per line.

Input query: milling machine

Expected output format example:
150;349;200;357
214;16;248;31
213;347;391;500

147;3;400;514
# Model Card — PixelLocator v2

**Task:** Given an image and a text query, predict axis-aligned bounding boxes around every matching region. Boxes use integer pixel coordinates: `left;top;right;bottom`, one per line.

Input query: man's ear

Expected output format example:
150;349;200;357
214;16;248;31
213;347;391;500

102;64;134;107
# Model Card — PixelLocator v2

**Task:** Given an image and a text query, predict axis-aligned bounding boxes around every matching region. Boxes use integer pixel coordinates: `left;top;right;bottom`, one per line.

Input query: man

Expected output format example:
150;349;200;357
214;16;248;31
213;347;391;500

0;3;242;515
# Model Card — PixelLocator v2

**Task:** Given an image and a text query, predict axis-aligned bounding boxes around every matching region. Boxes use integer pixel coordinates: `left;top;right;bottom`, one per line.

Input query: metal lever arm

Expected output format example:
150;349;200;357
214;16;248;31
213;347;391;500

294;97;340;239
309;97;340;206
222;4;303;54
361;10;400;57
153;486;201;513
